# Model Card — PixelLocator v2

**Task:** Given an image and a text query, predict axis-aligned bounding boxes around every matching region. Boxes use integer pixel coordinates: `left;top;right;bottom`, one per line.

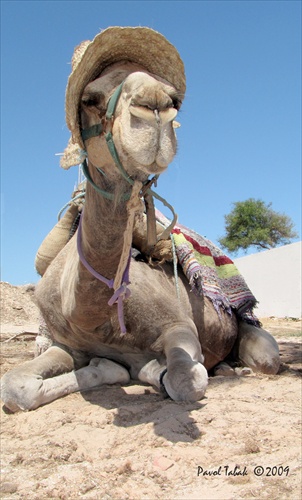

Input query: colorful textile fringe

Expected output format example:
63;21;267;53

156;210;260;326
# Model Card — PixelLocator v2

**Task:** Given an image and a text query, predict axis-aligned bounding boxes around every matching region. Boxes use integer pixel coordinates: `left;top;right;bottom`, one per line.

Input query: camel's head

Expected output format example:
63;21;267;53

61;27;186;182
80;62;182;179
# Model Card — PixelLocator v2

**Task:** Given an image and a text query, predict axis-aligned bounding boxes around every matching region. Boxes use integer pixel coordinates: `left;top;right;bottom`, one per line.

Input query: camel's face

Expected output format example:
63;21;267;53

81;62;181;179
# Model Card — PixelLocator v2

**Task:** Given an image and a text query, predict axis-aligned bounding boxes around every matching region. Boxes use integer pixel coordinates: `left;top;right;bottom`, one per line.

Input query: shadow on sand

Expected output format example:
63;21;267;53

79;381;207;443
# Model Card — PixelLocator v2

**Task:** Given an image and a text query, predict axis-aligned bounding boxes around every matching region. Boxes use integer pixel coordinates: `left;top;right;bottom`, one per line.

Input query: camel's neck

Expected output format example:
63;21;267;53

79;161;134;280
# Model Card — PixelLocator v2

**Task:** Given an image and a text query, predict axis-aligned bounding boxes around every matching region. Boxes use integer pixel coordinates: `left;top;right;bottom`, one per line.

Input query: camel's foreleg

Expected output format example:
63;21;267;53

153;322;208;402
236;321;280;375
1;347;130;412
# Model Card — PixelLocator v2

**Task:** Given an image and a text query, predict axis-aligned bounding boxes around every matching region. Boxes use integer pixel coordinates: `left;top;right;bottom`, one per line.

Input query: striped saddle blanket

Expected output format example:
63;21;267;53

156;210;260;326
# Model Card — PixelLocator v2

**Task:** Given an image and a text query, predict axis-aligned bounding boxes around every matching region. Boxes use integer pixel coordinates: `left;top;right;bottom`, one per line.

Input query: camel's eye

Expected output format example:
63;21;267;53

82;93;101;107
172;97;181;110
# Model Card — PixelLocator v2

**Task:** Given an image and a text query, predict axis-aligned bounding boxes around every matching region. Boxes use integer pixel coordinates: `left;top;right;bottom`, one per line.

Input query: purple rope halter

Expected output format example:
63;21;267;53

77;212;131;335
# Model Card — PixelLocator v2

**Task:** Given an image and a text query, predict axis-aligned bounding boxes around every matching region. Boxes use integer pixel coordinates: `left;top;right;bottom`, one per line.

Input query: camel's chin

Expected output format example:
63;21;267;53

143;161;169;176
126;161;168;180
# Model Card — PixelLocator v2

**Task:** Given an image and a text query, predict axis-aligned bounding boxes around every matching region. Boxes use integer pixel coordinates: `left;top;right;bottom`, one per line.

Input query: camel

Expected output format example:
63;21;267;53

1;27;280;412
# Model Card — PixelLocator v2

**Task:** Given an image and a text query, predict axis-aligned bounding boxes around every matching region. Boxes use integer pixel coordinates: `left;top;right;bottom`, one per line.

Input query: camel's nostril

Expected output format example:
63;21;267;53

129;105;177;126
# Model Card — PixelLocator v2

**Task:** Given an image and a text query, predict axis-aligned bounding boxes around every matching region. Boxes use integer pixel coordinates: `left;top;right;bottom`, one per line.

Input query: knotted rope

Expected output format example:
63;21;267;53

113;180;143;291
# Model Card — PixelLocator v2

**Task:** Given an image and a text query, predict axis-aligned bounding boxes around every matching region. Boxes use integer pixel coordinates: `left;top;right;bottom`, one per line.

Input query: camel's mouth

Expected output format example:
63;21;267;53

124;158;169;178
145;161;169;175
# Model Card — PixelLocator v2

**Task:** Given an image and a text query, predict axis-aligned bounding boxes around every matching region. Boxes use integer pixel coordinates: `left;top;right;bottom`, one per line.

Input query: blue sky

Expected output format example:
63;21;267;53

1;0;301;285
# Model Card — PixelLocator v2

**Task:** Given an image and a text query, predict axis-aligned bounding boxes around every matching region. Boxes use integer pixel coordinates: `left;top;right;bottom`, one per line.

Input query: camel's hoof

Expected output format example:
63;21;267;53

214;362;236;377
88;358;130;385
235;367;253;376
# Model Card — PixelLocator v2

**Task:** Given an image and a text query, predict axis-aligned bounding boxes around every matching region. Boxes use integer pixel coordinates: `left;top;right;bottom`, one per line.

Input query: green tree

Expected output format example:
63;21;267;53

218;198;298;254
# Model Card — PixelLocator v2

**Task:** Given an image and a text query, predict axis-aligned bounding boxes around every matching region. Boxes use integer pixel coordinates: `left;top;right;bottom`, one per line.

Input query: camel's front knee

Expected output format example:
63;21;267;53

237;322;280;375
1;347;76;412
163;360;208;402
1;369;44;412
161;324;208;401
163;347;208;402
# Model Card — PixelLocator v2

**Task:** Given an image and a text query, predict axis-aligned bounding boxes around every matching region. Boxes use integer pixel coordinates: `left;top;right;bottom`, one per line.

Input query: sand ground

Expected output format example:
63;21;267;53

0;282;301;499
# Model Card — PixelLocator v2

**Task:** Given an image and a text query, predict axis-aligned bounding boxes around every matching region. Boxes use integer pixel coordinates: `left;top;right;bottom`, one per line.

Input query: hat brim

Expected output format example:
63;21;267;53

65;26;186;148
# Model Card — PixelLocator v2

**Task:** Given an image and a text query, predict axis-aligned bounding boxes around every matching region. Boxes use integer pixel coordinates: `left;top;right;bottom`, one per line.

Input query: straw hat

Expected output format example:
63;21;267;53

61;26;186;169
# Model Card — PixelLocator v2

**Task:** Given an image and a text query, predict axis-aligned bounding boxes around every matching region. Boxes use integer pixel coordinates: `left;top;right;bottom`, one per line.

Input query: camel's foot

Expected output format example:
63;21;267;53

158;325;208;402
234;366;253;376
162;361;208;402
213;362;253;377
76;358;130;388
138;357;207;402
237;322;280;375
138;359;166;388
1;351;130;412
214;362;236;377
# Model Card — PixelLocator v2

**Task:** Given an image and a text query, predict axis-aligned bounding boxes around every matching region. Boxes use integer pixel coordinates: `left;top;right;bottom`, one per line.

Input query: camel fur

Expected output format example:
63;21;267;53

1;33;280;413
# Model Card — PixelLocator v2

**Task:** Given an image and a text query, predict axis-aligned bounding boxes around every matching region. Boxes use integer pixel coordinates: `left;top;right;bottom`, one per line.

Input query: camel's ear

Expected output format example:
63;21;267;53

60;138;87;170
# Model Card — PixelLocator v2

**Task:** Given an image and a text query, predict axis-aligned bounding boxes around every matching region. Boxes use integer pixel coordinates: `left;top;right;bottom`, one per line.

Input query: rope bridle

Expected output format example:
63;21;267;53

78;80;178;334
80;81;177;237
